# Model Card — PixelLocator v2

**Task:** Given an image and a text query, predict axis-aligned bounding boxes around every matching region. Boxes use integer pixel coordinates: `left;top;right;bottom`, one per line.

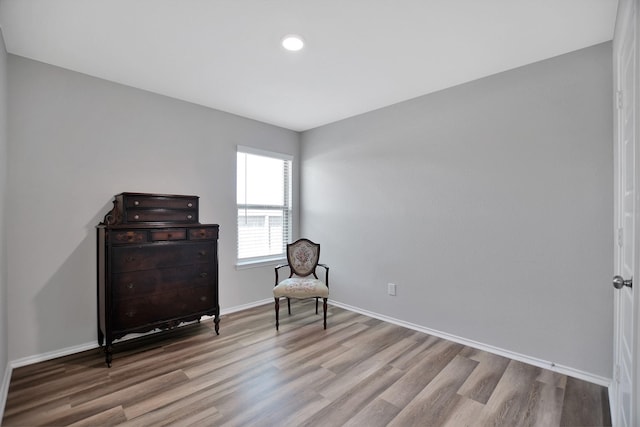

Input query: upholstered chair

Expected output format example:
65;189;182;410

273;239;329;330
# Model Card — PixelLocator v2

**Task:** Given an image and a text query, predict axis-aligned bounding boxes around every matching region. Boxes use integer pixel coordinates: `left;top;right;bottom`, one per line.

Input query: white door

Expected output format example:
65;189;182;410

613;1;638;426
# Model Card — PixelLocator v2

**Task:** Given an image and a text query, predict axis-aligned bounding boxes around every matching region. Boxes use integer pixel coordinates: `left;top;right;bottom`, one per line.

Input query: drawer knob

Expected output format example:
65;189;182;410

187;202;193;207
198;250;206;256
126;256;135;262
167;233;172;239
134;200;140;206
134;215;140;220
187;214;193;220
126;311;136;317
200;272;208;278
200;296;208;302
127;283;135;289
199;231;206;237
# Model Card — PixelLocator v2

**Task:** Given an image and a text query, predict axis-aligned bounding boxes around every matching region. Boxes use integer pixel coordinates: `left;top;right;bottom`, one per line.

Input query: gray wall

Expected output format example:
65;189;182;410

4;42;615;380
7;55;299;361
0;30;8;388
301;42;614;378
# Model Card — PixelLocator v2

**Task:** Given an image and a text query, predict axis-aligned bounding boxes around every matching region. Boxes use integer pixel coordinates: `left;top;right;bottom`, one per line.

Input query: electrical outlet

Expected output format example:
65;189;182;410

388;283;396;296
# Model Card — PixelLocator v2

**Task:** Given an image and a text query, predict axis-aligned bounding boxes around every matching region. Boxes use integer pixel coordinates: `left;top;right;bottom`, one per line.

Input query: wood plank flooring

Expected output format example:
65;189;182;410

2;301;611;426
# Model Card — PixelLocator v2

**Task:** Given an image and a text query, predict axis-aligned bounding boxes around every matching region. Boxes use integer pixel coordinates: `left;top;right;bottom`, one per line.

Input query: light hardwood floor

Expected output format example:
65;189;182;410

2;301;611;426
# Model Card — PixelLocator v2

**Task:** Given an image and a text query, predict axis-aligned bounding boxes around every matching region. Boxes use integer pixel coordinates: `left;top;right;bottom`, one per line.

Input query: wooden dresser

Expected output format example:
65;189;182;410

97;192;219;366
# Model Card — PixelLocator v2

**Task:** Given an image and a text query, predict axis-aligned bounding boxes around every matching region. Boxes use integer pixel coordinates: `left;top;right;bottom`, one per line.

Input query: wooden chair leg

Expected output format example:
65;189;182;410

287;297;291;315
315;297;319;314
323;298;328;329
274;297;280;330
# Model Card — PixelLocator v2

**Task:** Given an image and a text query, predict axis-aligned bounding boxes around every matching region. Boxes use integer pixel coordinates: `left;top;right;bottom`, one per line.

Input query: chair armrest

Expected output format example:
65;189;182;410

274;264;290;285
317;263;329;288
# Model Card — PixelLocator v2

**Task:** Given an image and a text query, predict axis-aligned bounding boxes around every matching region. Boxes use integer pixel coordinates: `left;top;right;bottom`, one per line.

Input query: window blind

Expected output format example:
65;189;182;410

237;146;292;265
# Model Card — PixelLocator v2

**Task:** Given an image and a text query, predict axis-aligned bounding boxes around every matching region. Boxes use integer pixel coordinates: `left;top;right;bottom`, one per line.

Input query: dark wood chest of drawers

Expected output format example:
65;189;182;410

97;193;219;366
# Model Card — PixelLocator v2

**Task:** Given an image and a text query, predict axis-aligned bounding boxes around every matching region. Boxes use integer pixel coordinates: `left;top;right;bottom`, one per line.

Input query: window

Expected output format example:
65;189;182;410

237;146;292;265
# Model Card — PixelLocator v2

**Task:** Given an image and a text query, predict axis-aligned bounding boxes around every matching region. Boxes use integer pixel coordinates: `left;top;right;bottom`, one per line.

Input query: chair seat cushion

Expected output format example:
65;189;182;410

273;277;329;299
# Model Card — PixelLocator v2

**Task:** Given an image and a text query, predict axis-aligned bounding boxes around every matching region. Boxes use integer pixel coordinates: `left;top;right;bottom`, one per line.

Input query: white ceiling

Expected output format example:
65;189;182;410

0;0;619;131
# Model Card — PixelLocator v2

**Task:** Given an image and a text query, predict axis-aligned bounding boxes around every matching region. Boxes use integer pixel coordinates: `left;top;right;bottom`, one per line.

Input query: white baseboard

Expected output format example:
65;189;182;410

329;300;612;388
0;362;11;422
220;299;272;315
8;300;274;369
5;298;611;388
608;384;617;426
10;341;98;369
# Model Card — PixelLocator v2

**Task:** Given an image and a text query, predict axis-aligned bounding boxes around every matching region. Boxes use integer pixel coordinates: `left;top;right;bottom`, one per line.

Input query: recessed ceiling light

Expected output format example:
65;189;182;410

281;35;304;52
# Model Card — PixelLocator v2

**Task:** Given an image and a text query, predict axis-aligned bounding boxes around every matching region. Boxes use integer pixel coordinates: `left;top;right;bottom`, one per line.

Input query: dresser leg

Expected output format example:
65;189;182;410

214;315;220;335
104;346;113;368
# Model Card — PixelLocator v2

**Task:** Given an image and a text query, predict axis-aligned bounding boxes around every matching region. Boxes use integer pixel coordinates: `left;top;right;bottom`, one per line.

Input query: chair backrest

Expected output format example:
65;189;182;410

287;238;320;277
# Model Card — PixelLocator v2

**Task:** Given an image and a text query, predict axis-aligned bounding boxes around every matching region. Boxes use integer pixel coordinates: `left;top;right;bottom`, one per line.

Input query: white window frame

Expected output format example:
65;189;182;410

236;145;293;268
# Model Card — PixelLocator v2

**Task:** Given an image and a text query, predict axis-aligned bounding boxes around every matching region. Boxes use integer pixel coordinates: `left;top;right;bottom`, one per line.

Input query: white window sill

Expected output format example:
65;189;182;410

236;257;286;270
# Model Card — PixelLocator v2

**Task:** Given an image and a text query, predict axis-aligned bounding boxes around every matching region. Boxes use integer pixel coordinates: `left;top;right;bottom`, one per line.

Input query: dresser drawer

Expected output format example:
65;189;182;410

112;285;216;330
112;265;215;297
110;230;148;244
126;209;197;223
123;194;198;210
189;227;219;240
150;229;187;241
111;242;214;273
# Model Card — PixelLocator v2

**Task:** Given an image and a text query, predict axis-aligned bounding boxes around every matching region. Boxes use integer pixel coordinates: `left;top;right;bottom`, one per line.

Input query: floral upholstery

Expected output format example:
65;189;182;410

273;277;329;299
287;240;319;277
